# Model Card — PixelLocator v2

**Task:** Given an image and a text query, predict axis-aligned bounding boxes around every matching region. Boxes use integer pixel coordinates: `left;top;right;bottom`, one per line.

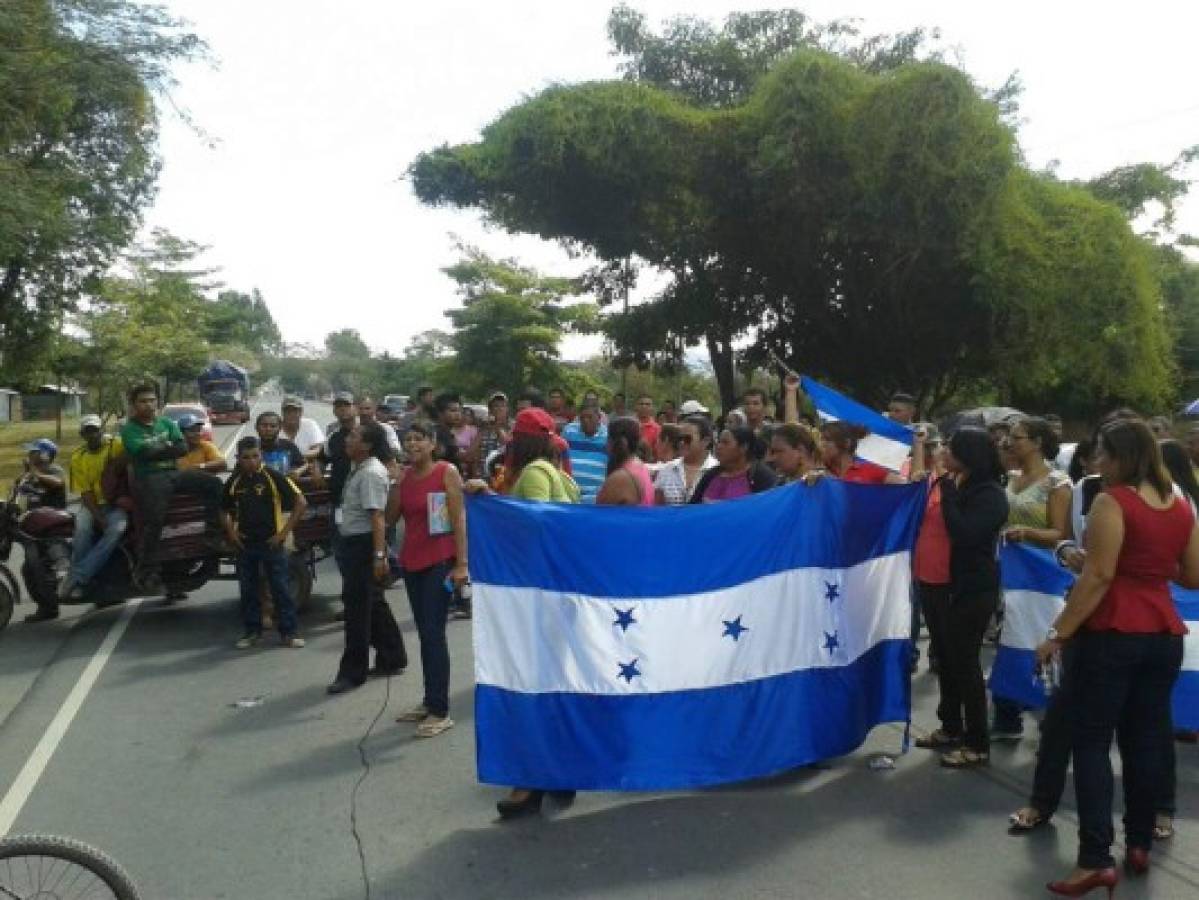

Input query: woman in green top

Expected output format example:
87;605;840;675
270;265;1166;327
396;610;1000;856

463;406;578;819
993;416;1072;741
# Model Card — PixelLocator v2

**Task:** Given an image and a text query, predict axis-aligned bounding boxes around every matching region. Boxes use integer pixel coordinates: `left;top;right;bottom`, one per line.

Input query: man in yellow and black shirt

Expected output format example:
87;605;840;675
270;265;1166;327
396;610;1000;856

221;436;307;649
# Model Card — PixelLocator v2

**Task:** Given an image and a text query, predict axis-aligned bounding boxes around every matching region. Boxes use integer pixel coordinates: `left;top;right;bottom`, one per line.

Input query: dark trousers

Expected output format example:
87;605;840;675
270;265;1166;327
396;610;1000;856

1072;630;1183;869
403;561;452;718
237;543;296;636
132;468;222;576
922;584;996;752
1030;639;1177;819
335;533;406;685
917;581;949;677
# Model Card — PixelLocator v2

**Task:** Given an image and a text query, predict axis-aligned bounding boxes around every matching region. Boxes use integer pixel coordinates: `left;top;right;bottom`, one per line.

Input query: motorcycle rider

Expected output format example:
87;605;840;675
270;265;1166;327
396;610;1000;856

50;417;128;612
119;382;222;595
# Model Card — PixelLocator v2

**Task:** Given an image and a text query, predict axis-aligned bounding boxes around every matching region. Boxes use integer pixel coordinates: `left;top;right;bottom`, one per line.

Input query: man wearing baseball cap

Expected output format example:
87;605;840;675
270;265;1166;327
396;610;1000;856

280;396;325;455
55;417;127;611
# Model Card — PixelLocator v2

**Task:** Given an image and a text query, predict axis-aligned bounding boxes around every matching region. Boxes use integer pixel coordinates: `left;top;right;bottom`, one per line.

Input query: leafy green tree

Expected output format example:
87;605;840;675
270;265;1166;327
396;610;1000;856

438;247;595;398
411;7;1172;414
205;289;282;358
0;0;204;379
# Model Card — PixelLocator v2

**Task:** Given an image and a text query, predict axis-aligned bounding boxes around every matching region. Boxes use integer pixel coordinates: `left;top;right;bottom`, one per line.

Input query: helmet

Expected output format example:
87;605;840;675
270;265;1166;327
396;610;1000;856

22;438;58;461
177;413;204;431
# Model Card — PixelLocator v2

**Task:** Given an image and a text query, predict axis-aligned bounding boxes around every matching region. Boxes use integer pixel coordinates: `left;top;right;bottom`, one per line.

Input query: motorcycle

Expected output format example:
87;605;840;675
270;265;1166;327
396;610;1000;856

0;482;219;629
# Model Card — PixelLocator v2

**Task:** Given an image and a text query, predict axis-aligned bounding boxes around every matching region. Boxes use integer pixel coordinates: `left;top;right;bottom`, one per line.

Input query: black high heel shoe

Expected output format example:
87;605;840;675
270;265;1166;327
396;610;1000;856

497;790;544;820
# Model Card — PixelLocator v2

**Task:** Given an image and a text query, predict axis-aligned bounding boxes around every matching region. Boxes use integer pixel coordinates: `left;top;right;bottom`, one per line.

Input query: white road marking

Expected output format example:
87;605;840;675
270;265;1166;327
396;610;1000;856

0;599;142;836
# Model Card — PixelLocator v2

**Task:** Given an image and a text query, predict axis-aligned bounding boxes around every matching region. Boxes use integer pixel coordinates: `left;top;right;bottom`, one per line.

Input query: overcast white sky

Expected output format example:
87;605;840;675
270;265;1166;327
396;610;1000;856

148;1;1199;358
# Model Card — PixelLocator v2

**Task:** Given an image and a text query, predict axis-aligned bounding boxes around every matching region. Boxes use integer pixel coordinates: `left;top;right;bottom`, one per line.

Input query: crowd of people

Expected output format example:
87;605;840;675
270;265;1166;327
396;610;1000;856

11;377;1199;894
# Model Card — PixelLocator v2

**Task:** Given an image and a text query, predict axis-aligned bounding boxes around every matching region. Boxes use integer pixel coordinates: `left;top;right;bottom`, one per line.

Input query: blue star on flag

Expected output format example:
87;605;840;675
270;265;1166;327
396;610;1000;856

722;615;749;641
824;582;841;603
617;658;641;683
613;607;637;632
823;631;840;654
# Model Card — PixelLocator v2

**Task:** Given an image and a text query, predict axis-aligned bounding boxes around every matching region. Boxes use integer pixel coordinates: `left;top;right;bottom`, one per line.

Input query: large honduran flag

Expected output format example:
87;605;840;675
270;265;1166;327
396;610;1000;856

801;376;914;473
991;543;1199;730
468;479;925;791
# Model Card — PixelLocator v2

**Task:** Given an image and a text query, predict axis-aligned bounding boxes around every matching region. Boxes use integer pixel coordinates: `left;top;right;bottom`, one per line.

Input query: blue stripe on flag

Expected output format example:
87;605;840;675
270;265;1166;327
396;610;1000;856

475;639;910;790
468;478;925;596
799;376;914;446
1175;671;1199;731
989;646;1047;710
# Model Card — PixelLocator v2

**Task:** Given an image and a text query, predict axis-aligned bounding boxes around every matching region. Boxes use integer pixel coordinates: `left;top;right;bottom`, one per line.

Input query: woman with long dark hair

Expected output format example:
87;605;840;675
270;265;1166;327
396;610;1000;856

597;417;655;506
690;426;777;503
915;427;1009;768
386;421;467;738
654;415;716;505
1036;420;1199;895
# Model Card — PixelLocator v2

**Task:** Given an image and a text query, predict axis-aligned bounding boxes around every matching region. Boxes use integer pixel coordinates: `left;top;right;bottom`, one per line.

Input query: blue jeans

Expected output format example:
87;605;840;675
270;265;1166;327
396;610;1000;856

403;561;452;718
69;505;129;586
237;543;297;636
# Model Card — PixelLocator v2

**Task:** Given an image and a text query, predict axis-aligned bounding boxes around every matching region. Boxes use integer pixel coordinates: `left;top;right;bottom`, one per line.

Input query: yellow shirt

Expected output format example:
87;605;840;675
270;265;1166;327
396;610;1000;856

68;436;123;503
179;440;223;470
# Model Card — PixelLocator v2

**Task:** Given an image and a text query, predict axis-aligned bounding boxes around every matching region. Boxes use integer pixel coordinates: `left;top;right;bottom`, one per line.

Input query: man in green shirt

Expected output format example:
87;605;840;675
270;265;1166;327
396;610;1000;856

119;382;222;594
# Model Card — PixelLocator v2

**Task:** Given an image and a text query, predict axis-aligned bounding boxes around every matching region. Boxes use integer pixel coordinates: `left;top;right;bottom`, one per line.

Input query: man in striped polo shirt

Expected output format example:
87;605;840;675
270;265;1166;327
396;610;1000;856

561;402;608;503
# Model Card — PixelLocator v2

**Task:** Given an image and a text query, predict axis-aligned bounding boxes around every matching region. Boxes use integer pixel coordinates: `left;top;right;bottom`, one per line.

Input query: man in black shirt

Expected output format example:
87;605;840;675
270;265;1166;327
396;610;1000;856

222;436;307;649
320;393;357;507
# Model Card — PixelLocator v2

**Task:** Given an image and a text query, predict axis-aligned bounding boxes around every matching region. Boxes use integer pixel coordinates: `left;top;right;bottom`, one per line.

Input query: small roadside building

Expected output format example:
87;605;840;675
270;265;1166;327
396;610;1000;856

20;385;87;421
0;388;19;423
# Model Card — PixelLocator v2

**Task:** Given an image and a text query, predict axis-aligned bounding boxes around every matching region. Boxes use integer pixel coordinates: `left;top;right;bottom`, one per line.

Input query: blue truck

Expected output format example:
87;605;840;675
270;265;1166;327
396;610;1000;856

197;360;250;424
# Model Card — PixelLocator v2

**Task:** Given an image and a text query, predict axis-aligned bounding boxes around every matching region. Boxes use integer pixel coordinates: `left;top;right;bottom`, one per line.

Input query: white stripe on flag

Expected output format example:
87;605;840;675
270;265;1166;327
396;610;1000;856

999;589;1064;652
1185;625;1199;673
814;412;911;473
474;552;912;695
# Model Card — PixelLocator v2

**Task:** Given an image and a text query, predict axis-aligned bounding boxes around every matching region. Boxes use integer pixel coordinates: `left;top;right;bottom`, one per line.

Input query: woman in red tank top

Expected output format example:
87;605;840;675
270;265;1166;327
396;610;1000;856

1035;420;1199;895
385;422;468;739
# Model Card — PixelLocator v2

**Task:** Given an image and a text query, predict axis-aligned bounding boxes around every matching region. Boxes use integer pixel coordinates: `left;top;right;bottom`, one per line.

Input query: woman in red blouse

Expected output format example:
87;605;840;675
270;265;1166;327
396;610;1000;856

1036;420;1199;896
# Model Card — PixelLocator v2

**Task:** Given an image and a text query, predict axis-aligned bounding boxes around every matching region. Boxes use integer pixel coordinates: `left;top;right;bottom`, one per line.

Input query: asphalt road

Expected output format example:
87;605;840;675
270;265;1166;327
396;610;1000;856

0;402;1196;899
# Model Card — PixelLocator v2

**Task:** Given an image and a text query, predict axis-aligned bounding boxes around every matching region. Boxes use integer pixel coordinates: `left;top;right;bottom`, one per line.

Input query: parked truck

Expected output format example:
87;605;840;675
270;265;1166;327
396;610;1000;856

198;360;250;424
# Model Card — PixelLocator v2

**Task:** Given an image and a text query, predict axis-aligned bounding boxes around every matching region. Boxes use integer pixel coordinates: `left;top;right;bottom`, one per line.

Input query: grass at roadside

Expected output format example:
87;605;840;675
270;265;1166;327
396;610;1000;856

0;420;87;494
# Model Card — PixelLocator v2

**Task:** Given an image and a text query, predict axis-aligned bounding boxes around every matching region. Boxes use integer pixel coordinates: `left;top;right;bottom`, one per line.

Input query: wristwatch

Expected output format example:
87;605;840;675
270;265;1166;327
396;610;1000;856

1046;627;1062;642
374;550;385;560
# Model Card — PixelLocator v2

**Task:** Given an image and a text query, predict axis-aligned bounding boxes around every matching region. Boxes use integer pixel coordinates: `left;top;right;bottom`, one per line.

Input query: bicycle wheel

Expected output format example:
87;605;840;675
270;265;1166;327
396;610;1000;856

0;834;140;900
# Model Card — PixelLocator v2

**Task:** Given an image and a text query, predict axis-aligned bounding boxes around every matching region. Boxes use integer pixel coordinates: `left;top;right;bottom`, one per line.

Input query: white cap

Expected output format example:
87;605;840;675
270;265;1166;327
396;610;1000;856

679;400;710;416
79;414;103;432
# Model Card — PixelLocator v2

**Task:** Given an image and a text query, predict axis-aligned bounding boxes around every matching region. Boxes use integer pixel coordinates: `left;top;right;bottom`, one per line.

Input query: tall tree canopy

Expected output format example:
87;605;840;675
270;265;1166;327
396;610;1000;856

411;6;1173;414
0;0;203;378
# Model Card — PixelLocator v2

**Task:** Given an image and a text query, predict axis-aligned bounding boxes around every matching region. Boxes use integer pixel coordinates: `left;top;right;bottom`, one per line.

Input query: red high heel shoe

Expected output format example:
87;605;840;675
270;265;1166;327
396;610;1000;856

1123;847;1149;876
1046;867;1119;897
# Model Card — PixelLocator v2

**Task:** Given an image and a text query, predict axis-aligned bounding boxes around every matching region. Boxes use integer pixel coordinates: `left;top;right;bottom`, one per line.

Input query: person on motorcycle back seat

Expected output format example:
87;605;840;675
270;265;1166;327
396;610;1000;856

17;439;66;511
48;417;128;615
177;414;227;474
119;382;222;595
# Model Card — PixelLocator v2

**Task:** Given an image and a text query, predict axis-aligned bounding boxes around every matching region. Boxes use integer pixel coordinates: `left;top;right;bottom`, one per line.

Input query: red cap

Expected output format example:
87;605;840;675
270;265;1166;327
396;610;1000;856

551;434;569;454
512;407;556;436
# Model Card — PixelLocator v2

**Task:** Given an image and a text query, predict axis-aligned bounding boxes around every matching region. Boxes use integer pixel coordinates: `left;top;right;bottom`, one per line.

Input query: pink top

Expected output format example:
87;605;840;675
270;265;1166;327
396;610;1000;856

624;460;656;507
398;462;457;572
914;480;951;585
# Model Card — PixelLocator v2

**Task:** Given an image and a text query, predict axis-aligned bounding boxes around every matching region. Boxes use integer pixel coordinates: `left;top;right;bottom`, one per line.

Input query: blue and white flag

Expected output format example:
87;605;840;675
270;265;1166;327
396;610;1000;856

990;543;1199;730
800;376;914;472
468;480;925;791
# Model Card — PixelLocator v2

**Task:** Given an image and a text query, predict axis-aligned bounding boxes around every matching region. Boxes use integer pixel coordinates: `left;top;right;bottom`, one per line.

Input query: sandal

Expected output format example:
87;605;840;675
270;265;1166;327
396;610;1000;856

915;729;961;750
1008;807;1049;832
396;704;429;723
940;748;989;769
415;716;454;738
1154;814;1174;841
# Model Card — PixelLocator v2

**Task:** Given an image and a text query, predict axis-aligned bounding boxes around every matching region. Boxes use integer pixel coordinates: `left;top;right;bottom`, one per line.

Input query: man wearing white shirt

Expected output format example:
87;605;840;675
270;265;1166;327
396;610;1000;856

281;396;326;455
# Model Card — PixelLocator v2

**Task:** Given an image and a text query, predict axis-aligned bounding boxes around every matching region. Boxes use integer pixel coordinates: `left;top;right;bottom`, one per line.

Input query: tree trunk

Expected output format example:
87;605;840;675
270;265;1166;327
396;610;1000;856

706;330;736;414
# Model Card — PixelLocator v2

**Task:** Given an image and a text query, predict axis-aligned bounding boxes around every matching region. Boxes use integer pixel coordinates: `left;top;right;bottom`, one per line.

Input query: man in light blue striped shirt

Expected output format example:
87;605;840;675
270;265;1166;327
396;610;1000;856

561;403;608;503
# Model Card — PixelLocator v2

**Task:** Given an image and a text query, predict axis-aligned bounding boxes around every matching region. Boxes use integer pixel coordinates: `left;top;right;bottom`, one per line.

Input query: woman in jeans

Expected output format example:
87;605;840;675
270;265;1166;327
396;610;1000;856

387;422;468;739
1036;420;1199;896
915;427;1009;768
